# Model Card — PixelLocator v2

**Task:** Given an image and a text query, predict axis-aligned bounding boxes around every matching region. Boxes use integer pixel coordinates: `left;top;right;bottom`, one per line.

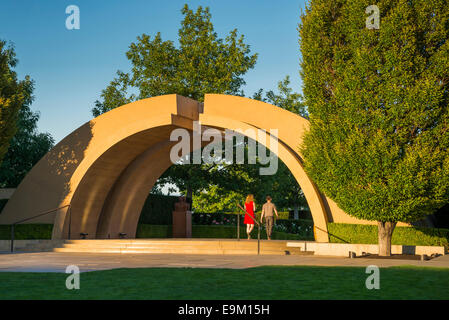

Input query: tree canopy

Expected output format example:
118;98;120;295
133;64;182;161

92;4;257;116
0;40;33;165
252;76;307;117
0;102;54;188
299;0;449;255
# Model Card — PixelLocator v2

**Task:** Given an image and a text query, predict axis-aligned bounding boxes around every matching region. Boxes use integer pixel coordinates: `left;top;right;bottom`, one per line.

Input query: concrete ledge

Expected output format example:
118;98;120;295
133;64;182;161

3;239;445;257
286;241;445;257
0;188;15;200
0;240;65;252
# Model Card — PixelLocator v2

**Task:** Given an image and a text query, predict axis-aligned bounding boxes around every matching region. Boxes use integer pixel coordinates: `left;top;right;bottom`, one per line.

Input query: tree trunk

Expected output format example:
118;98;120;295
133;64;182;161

377;221;397;256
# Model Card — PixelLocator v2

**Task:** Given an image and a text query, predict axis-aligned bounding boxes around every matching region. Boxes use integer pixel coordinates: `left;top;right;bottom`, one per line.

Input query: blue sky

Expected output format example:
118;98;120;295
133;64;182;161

1;0;307;143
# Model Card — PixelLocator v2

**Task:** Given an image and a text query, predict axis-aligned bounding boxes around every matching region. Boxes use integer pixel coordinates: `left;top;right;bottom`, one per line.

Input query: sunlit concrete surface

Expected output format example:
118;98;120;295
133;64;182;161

0;252;448;273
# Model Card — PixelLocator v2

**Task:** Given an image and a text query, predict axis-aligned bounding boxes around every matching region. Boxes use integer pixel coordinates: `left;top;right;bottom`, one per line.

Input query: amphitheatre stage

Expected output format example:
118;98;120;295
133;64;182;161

0;94;380;243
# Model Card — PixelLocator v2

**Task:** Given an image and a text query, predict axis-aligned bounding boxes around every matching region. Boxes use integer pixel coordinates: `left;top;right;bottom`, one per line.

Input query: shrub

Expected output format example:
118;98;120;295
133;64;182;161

0;224;53;240
0;222;312;241
327;223;449;248
274;219;314;240
138;194;179;225
192;213;314;240
192;211;290;226
136;224;172;238
192;212;239;226
136;224;305;240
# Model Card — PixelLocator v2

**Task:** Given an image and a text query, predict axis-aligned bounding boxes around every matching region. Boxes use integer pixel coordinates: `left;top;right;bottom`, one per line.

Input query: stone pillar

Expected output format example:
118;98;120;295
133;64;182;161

172;196;192;238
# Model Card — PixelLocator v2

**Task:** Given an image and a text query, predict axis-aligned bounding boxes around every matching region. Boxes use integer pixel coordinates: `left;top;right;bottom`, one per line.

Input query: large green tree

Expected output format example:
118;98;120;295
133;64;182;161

93;4;257;116
0;41;33;165
300;0;449;255
0;102;54;188
93;4;257;202
253;75;307;117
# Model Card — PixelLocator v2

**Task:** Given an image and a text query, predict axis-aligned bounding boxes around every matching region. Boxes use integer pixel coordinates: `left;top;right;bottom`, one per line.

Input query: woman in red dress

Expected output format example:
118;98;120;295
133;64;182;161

243;194;256;239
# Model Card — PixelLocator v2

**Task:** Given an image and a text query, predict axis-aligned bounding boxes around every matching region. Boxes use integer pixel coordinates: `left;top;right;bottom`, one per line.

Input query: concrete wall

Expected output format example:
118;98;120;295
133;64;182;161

287;241;445;256
0;189;15;200
0;240;65;252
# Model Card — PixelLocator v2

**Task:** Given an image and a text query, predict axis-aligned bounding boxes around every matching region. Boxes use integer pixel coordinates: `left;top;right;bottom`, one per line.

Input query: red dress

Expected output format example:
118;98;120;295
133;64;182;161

244;201;255;225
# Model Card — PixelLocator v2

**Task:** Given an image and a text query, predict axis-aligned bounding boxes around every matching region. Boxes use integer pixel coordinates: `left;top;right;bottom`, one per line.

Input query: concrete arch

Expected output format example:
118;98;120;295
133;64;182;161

0;94;360;242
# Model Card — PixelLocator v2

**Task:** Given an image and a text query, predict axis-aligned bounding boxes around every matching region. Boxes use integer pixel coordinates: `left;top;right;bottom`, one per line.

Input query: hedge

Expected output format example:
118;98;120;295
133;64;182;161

327;223;449;248
227;211;290;220
5;222;446;247
275;219;314;240
0;224;53;240
138;194;180;225
191;212;313;239
137;224;305;240
0;224;308;241
138;193;291;225
192;211;290;225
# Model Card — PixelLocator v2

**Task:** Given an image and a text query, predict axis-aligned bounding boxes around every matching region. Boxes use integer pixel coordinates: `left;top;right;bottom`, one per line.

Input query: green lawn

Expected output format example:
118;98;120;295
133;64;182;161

0;265;448;299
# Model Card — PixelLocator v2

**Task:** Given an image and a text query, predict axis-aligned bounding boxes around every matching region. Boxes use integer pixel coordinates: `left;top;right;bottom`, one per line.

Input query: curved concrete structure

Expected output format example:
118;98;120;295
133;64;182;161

0;94;368;242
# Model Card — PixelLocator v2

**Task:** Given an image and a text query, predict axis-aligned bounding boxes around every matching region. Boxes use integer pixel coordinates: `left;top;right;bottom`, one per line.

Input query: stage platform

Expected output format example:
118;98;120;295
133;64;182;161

53;238;315;255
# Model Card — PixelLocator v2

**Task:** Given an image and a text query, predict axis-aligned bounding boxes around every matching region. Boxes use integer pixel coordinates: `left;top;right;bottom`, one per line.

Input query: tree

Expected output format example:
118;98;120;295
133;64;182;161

193;185;245;213
0;40;33;165
299;0;449;255
253;76;308;117
93;4;257;202
0;103;54;188
93;4;257;115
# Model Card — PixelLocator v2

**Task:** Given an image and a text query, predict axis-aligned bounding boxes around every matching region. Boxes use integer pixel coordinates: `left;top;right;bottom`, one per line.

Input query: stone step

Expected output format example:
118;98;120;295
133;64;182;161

53;239;314;256
59;244;306;252
61;242;291;249
63;239;291;247
54;247;313;255
64;239;289;244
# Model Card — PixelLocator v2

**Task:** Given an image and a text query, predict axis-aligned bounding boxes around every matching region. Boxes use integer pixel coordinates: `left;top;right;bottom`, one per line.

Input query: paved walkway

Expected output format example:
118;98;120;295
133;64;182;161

0;252;448;272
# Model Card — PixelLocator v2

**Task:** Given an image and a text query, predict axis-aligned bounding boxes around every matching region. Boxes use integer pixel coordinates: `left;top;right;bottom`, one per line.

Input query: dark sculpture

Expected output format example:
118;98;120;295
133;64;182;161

172;196;192;238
